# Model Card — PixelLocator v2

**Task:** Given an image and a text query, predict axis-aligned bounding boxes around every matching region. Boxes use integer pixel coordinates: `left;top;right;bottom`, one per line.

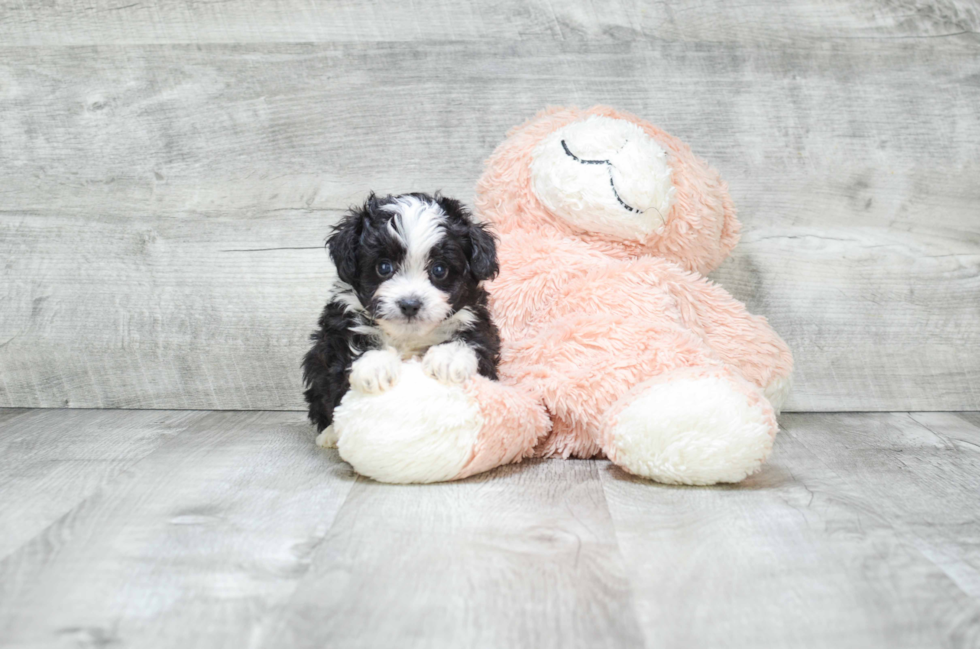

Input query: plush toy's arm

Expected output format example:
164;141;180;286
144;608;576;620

454;375;551;479
332;361;550;484
660;265;794;411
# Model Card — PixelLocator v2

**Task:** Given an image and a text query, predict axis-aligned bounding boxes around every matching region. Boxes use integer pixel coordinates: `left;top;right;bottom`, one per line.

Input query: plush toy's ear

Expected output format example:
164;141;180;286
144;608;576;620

327;196;371;285
436;194;499;281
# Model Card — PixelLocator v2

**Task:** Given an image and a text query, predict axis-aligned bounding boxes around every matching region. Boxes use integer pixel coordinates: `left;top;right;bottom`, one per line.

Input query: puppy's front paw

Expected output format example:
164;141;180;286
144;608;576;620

315;425;338;448
350;347;402;394
422;341;479;385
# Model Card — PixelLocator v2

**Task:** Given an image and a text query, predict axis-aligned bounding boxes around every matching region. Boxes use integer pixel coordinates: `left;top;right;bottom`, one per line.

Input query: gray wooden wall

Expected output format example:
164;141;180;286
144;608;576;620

1;1;978;412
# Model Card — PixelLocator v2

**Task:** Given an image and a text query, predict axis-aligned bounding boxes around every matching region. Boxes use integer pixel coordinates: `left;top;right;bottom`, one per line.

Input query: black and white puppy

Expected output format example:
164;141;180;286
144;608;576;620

302;192;500;446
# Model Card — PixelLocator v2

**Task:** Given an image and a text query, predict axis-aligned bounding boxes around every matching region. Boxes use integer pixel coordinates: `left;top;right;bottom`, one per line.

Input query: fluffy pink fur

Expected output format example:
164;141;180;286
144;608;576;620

456;376;551;479
448;106;792;479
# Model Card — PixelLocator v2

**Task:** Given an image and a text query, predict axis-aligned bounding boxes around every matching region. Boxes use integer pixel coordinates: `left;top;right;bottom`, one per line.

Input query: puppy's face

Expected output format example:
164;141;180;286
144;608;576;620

328;193;497;336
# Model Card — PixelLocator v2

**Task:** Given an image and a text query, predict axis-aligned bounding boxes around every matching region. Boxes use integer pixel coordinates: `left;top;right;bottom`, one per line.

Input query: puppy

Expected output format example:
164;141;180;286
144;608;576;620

302;192;500;447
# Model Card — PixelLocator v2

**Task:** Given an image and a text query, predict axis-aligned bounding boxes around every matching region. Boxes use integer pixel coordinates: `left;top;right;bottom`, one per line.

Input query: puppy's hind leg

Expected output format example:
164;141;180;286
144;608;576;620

315;425;339;448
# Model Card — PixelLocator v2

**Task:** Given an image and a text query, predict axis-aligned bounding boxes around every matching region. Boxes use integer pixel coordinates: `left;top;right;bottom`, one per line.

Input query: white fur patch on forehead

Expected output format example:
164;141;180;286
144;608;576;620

380;195;446;272
530;115;675;241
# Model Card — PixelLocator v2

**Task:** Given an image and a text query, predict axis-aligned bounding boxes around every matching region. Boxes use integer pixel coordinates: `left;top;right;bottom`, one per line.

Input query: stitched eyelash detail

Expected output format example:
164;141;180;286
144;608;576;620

561;139;638;213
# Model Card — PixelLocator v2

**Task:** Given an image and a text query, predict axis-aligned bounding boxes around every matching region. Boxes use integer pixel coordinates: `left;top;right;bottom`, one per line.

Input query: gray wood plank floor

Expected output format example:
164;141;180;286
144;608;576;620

1;409;978;648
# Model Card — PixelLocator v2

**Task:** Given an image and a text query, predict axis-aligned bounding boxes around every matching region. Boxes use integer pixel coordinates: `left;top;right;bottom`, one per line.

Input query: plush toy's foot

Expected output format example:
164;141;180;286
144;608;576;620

332;361;549;484
599;368;777;485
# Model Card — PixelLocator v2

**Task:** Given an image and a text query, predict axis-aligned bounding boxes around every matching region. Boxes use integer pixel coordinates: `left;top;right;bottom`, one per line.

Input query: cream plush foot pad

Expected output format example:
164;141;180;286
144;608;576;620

605;375;775;485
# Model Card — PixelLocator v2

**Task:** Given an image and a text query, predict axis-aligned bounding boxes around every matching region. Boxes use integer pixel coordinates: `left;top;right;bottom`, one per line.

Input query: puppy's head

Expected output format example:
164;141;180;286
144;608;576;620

328;192;497;335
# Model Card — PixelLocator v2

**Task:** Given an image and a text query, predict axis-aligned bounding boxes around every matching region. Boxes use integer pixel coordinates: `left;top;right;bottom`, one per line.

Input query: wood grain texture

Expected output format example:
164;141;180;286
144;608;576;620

0;408;29;426
2;409;980;647
0;410;356;648
957;411;980;428
0;408;207;559
1;22;979;411
259;459;645;649
785;412;980;599
600;417;980;648
0;0;977;45
0;208;335;409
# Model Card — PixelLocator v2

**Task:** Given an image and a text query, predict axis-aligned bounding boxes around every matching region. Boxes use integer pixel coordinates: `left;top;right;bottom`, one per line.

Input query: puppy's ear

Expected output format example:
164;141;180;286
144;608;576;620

327;198;370;285
466;221;499;281
435;194;499;282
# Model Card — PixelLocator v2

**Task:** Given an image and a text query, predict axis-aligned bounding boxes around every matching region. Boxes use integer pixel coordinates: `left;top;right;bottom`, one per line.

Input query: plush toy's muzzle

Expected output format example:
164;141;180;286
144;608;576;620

530;115;676;240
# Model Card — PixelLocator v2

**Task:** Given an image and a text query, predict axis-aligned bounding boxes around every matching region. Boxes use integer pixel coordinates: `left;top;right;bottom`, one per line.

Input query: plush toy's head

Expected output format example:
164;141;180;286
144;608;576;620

475;106;740;275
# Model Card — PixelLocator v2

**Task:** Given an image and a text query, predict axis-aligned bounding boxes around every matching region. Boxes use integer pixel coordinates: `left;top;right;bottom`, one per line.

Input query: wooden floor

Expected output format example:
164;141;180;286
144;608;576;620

0;409;977;648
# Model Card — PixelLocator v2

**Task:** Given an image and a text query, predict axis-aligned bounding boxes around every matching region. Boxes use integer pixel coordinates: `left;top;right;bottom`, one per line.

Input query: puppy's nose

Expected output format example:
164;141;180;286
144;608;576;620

397;297;423;318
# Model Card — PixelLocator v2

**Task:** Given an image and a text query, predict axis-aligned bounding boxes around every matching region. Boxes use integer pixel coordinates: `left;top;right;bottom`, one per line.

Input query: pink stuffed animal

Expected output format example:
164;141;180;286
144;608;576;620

331;106;793;485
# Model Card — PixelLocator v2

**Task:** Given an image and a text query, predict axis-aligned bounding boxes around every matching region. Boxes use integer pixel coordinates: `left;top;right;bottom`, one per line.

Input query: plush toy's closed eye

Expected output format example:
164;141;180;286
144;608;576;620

529;115;676;241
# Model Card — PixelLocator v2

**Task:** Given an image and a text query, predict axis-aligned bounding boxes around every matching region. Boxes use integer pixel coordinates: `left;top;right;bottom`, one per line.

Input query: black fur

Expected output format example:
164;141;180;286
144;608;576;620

302;192;501;433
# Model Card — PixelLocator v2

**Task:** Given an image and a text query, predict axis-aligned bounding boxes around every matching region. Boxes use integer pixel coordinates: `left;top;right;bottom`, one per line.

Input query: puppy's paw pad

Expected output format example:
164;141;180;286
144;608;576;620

422;342;479;385
350;348;402;394
315;425;338;448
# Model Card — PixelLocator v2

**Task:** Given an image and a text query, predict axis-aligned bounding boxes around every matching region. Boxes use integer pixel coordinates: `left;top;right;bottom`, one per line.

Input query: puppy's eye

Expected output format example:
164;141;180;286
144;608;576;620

431;263;449;280
376;260;394;278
